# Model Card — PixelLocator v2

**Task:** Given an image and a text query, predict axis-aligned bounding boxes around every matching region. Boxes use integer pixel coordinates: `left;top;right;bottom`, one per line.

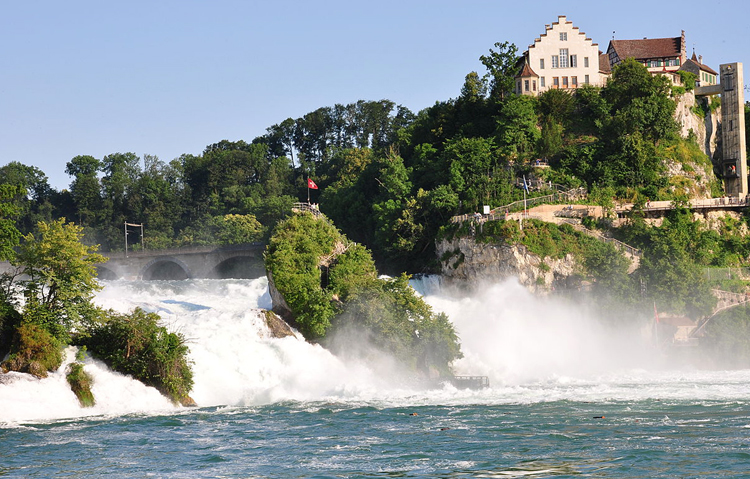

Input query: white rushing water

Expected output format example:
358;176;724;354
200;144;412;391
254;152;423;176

3;276;750;424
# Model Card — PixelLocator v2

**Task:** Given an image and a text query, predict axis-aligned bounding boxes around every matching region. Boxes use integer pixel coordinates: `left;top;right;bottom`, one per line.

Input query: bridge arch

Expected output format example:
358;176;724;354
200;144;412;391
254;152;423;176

207;255;265;279
141;257;191;280
96;265;119;281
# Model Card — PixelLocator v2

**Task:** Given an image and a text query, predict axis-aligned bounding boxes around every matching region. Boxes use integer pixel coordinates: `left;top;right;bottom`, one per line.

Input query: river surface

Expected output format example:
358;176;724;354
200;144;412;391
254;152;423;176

2;278;750;478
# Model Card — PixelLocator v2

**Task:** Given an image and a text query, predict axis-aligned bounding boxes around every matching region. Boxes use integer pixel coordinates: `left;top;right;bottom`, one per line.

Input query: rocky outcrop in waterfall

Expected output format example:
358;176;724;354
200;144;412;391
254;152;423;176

436;236;578;293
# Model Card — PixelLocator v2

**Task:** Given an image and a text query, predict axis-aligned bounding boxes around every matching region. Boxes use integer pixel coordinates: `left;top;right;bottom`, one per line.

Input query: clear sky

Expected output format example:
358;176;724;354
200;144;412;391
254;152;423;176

1;0;748;190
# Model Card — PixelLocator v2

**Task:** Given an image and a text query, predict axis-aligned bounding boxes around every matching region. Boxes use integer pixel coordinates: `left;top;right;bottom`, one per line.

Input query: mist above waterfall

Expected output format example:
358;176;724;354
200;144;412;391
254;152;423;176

417;277;657;384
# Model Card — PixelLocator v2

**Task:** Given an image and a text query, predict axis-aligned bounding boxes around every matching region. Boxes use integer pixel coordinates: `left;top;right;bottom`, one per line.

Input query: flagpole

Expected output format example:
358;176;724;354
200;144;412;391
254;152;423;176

522;175;528;231
307;178;310;204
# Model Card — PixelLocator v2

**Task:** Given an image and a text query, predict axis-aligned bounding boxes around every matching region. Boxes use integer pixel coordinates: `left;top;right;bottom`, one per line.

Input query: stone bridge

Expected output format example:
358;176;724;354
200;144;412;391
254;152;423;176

96;243;266;280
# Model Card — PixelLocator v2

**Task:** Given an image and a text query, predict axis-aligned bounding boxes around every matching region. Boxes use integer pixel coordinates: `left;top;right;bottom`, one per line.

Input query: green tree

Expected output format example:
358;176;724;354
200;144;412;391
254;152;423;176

479;41;519;101
0;162;55;234
443;137;497;212
495;95;540;161
0;184;22;261
215;214;265;245
65;155;102;227
11;219;106;340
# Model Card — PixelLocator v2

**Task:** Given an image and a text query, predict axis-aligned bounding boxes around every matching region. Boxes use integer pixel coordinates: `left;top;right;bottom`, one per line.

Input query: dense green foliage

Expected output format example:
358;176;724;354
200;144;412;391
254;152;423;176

80;308;194;405
266;212;461;375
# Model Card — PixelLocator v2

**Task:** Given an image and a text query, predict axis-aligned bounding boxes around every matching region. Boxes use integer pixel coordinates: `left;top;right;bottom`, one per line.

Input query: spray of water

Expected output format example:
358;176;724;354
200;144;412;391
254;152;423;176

3;276;749;424
415;277;656;384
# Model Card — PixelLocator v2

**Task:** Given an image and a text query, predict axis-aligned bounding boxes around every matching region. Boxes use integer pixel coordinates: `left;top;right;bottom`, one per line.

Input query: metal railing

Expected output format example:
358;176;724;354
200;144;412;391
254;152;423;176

450;187;588;224
704;267;750;281
292;202;323;216
616;196;750;213
560;219;642;258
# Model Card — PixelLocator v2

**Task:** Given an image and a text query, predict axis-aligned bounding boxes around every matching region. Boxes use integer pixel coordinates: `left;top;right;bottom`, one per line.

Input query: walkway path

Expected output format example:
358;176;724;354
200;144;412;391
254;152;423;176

691;289;750;337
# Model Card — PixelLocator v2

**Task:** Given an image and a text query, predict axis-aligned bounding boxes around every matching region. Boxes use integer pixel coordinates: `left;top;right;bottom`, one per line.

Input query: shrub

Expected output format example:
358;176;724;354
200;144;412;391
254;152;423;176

80;308;194;405
1;322;63;378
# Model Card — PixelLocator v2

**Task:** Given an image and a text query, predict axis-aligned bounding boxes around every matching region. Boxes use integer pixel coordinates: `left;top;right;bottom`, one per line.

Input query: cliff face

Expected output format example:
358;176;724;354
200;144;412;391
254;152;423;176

436;237;579;293
674;90;720;161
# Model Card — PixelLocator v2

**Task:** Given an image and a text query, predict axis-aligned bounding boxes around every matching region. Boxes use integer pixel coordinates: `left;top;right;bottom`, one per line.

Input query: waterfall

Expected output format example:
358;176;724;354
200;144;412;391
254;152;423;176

3;276;748;425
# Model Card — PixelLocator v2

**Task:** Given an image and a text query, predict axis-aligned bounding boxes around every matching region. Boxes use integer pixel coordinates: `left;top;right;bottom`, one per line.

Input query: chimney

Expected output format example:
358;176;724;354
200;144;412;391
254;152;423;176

699;55;703;64
680;30;687;62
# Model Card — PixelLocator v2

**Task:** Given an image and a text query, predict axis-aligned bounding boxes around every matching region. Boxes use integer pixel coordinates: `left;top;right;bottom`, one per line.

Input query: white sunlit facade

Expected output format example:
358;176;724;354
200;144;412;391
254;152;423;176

516;15;609;96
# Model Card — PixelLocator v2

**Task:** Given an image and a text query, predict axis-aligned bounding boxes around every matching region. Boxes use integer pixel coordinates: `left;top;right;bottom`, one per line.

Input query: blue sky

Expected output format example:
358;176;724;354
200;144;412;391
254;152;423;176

1;0;748;190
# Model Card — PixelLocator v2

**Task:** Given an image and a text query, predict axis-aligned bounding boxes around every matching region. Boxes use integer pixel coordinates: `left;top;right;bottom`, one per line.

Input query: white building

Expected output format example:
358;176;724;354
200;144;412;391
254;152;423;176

515;15;609;96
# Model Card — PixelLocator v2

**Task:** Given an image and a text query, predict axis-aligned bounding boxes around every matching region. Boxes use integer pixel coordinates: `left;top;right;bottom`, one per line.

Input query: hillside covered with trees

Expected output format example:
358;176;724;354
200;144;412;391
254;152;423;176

1;42;750;300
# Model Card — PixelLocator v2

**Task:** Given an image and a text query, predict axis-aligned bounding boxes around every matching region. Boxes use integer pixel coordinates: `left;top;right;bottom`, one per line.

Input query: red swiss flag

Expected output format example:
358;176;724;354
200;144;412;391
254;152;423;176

307;178;318;189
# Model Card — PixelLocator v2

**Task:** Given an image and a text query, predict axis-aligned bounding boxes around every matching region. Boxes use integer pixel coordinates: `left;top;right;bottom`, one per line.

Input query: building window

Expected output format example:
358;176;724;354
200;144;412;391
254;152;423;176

584;57;589;68
570;55;577;68
572;76;578;87
560;32;567;41
584;74;590;84
724;74;735;91
517;81;521;93
649;59;663;68
666;58;678;67
524;79;530;92
540;77;545;87
552;55;559;69
540;58;545;69
553;77;559;88
533;80;537;91
559;49;569;68
562;77;569;88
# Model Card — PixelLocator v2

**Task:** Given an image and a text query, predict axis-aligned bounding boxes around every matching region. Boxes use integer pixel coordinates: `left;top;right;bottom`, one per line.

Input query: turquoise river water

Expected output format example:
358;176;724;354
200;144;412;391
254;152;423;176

2;278;750;478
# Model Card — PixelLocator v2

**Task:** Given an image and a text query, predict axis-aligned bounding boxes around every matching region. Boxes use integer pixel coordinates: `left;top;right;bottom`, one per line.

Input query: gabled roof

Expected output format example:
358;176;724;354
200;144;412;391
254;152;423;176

599;52;611;73
517;62;539;78
690;52;718;75
609;36;682;60
681;58;718;76
528;15;598;50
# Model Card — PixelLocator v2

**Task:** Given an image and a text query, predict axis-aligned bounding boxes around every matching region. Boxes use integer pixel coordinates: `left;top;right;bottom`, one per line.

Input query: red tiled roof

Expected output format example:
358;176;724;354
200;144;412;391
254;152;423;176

517;62;539;78
610;37;681;60
682;58;718;76
599;52;611;73
701;63;718;75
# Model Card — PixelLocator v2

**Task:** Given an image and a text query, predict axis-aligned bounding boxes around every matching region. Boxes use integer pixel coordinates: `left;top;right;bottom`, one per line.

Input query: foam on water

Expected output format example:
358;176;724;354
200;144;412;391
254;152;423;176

2;276;750;425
